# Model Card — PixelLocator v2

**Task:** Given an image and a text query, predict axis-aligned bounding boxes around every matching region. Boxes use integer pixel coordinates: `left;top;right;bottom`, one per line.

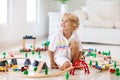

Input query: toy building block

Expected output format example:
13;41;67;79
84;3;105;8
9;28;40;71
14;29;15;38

38;51;41;58
36;40;50;51
94;48;97;52
65;71;69;80
88;48;94;52
10;58;17;65
42;62;48;69
24;59;31;66
34;67;37;71
24;70;28;75
114;61;117;68
0;60;9;72
10;58;18;68
45;67;48;75
92;65;102;70
109;68;116;74
3;52;6;58
33;60;48;69
23;35;36;39
89;60;92;67
36;62;45;73
95;61;98;66
36;47;47;51
21;65;28;72
42;41;50;48
98;51;102;54
0;60;7;72
13;68;21;72
22;35;36;51
32;51;35;55
102;51;111;56
0;60;7;66
21;48;31;52
19;49;23;52
25;53;28;58
116;68;120;76
33;60;39;67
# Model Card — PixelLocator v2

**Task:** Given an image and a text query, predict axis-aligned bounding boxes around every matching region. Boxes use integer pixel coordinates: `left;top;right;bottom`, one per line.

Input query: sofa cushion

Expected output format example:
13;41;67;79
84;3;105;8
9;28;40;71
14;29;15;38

84;19;115;28
73;10;88;20
86;0;120;20
81;6;101;21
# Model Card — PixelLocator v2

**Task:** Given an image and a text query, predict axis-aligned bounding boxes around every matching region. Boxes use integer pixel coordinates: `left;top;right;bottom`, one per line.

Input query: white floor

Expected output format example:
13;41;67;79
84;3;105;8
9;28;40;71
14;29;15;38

0;40;120;80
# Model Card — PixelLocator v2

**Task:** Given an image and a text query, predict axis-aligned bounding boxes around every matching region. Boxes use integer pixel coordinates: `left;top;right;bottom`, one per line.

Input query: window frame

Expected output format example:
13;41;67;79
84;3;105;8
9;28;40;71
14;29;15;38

0;0;12;27
26;0;39;22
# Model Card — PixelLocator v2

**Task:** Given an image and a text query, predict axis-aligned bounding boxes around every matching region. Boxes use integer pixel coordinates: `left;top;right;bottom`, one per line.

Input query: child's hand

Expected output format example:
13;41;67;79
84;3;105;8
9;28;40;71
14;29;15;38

51;62;58;69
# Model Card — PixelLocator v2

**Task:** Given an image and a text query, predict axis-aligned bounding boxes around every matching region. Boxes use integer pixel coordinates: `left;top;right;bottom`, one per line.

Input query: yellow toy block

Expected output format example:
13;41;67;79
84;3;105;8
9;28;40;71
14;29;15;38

12;65;18;68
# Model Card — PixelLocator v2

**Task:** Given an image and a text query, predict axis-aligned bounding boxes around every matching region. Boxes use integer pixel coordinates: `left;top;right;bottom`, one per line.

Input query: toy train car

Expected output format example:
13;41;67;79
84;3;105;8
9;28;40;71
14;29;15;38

92;65;109;71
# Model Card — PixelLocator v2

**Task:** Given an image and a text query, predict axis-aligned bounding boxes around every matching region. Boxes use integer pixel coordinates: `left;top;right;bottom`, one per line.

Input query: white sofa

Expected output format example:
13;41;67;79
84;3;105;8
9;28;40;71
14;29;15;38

73;0;120;45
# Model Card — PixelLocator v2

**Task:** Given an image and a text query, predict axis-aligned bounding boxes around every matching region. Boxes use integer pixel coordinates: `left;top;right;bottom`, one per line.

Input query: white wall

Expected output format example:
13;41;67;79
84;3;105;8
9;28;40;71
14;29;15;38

0;0;85;49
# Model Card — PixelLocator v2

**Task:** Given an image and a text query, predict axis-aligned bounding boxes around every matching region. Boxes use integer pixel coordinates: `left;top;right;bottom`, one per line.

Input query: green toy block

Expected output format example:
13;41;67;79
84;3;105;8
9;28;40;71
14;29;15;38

116;68;119;73
116;72;120;76
93;53;96;58
24;70;28;75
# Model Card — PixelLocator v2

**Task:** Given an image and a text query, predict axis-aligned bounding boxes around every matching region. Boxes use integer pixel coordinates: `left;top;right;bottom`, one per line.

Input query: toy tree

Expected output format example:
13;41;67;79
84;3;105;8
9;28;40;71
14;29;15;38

32;51;35;55
89;60;92;67
3;52;6;58
108;50;111;56
95;48;97;52
45;67;48;75
95;61;98;66
65;71;69;80
38;51;41;58
114;61;117;68
25;53;28;58
115;68;120;76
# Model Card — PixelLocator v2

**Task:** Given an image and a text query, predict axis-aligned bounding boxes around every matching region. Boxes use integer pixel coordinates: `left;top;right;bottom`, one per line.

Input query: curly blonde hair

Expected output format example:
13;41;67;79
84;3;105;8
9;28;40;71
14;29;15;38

62;13;80;31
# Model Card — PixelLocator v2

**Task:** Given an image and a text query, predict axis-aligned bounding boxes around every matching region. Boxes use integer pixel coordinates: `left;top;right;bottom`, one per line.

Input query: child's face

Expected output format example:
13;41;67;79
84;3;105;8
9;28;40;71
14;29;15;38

61;17;73;31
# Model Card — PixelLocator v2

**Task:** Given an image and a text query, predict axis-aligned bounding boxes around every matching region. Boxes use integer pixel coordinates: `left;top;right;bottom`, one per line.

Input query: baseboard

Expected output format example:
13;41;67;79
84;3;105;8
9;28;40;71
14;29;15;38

82;42;120;46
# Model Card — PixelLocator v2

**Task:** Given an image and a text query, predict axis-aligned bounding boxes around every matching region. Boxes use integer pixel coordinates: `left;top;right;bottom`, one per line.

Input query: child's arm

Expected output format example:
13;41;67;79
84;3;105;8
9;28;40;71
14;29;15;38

78;51;82;59
49;51;58;69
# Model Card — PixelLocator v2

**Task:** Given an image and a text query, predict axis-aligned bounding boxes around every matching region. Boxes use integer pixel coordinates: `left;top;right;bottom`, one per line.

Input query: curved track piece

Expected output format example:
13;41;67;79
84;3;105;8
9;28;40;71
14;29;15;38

9;67;74;78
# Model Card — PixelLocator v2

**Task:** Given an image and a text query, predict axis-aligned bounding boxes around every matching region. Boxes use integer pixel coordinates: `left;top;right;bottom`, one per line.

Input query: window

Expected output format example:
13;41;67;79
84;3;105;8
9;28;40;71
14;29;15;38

26;0;37;22
0;0;7;24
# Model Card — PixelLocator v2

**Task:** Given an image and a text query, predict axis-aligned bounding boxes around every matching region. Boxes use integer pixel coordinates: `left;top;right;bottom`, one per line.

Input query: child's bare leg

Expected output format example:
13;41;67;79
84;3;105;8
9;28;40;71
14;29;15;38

58;61;71;70
70;41;81;63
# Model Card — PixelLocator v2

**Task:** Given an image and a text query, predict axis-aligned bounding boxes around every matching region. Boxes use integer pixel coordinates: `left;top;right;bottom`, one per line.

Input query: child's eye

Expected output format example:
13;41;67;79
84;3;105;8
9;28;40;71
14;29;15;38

65;21;68;22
